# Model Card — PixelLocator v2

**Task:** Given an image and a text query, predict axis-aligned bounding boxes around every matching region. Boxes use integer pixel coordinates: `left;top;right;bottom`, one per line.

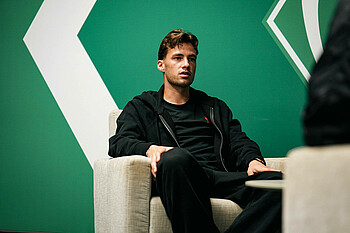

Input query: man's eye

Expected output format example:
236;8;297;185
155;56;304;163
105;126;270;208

189;58;196;62
174;57;181;60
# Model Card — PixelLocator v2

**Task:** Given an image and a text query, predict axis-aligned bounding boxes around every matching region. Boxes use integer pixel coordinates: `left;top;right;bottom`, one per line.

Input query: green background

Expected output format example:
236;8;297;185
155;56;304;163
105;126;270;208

0;0;338;232
1;0;93;232
79;0;309;156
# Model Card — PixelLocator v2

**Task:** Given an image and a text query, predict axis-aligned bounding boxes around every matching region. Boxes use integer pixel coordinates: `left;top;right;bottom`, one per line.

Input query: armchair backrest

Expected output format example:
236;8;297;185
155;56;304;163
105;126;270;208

109;109;122;138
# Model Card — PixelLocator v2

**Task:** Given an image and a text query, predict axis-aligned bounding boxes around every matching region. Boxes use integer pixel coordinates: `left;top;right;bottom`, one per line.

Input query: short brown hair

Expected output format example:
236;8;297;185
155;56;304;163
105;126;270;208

158;29;199;60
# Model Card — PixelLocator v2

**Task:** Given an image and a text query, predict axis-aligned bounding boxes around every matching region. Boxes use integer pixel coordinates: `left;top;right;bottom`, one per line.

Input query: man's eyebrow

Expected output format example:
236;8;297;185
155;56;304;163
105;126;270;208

172;53;197;57
170;53;197;59
171;53;184;57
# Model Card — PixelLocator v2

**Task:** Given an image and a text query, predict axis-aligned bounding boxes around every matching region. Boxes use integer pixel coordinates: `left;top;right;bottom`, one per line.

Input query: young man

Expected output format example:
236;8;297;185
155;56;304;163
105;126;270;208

109;29;282;233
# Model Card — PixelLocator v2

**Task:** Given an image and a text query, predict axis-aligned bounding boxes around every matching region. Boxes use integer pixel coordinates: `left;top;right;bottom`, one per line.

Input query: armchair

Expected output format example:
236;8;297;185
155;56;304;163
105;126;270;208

94;109;286;233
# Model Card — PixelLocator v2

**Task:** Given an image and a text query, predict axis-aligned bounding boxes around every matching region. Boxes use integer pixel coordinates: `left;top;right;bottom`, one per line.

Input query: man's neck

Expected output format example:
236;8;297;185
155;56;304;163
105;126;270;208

163;84;190;105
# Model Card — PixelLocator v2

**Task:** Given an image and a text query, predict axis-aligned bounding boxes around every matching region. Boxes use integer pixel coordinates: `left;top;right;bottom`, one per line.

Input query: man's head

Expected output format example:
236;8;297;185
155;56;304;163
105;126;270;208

157;29;199;89
158;29;198;60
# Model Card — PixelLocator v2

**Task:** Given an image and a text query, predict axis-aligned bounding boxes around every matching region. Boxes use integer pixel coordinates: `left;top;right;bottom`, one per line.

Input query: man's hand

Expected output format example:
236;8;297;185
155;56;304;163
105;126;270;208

247;159;281;176
146;145;173;178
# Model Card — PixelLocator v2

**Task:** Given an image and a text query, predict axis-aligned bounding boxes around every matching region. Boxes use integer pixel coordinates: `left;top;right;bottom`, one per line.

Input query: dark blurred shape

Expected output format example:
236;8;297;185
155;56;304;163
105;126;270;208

303;0;350;146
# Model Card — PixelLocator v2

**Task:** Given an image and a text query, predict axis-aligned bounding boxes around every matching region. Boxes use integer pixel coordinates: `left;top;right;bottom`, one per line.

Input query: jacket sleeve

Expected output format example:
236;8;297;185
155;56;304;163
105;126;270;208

108;101;154;157
226;106;265;171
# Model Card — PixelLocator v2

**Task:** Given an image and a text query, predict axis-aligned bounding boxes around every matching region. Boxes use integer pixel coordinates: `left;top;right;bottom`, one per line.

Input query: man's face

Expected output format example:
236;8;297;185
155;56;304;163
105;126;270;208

157;43;197;88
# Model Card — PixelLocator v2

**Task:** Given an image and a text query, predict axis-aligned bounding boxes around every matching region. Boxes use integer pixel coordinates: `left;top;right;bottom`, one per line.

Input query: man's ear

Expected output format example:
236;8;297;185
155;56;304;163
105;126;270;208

157;60;165;73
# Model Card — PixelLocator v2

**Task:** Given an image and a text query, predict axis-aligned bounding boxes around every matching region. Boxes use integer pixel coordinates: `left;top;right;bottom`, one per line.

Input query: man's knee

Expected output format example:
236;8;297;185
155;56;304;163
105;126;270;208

157;148;195;171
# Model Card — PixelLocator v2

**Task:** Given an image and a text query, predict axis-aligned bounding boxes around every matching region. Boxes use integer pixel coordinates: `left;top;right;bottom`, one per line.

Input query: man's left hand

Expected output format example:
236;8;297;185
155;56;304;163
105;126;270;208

247;160;281;176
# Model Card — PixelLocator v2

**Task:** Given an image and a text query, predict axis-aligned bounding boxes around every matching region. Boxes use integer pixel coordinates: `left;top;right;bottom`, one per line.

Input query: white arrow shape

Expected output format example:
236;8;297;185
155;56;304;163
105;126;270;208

23;0;118;167
266;0;311;81
302;0;323;62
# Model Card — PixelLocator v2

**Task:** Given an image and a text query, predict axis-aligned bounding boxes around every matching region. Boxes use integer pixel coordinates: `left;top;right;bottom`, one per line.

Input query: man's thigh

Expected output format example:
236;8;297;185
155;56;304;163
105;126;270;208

208;170;282;207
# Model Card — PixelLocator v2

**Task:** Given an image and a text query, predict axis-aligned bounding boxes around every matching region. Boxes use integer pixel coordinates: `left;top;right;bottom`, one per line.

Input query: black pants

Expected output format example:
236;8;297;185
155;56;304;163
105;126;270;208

155;148;282;233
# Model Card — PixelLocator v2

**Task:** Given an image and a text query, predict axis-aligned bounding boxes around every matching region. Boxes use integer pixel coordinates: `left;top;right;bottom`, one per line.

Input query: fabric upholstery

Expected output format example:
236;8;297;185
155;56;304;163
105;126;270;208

109;109;122;138
284;145;350;233
94;156;152;233
265;157;287;172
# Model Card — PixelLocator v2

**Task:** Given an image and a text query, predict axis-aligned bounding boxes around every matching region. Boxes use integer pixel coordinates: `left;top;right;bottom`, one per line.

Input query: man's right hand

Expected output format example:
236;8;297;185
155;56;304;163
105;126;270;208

146;145;173;178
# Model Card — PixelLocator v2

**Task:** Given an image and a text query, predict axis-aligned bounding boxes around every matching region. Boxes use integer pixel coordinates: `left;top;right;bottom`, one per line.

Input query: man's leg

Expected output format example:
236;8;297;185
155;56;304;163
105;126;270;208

210;170;282;233
156;148;220;233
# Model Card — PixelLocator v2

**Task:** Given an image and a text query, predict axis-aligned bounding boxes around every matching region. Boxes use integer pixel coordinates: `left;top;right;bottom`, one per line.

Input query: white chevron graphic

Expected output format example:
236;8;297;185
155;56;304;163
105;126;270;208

266;0;323;82
23;0;118;168
266;0;311;81
302;0;323;63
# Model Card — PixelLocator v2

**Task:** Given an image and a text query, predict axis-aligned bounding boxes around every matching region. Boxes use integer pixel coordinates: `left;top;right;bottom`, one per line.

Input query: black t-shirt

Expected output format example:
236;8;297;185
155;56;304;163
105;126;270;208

163;99;218;170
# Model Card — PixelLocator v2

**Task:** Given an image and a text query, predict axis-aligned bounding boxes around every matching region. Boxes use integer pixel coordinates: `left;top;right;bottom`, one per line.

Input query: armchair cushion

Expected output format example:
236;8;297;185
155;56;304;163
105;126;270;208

149;197;242;233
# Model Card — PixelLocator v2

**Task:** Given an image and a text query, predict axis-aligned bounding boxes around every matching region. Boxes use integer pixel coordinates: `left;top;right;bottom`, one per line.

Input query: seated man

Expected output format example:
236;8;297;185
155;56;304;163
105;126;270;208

109;29;282;233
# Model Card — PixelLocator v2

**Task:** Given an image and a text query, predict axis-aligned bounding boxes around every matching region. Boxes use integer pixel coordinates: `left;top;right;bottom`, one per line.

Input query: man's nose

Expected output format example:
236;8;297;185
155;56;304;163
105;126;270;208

182;58;190;67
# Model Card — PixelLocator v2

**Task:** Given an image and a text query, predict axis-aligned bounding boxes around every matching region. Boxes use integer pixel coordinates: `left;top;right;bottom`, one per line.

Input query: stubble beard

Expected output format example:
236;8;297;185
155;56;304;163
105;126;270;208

165;74;194;88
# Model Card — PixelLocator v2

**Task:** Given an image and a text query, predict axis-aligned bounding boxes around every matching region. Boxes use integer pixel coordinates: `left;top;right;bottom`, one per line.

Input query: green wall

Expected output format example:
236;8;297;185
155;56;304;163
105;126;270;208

0;0;94;232
79;0;337;156
0;0;338;232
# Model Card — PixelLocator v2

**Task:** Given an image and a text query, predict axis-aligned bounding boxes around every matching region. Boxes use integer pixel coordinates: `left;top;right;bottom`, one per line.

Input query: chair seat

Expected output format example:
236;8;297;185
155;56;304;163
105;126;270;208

149;197;242;233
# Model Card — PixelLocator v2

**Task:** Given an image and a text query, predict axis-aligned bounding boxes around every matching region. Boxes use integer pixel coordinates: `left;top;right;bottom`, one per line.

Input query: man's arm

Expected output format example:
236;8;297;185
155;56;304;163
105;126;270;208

222;101;279;173
228;116;265;171
108;101;156;157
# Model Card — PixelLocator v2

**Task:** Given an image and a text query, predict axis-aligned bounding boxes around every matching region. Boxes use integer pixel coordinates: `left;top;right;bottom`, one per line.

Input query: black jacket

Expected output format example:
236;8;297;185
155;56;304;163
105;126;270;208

109;86;264;172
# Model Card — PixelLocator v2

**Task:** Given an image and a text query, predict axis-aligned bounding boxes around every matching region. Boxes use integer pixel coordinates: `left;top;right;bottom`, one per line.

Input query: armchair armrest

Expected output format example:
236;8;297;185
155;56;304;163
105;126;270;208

94;155;152;233
265;157;287;172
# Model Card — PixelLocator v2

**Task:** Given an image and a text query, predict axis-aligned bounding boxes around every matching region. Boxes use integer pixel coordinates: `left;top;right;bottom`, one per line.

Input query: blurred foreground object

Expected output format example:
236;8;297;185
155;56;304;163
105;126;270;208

303;0;350;146
284;145;350;233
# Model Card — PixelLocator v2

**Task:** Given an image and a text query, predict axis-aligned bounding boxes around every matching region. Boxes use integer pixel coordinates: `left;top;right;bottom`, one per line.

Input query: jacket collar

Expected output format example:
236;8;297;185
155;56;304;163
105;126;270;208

157;85;214;108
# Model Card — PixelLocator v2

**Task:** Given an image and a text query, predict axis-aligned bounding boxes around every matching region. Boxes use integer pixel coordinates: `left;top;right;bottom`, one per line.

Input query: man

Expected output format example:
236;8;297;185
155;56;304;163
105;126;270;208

109;29;282;233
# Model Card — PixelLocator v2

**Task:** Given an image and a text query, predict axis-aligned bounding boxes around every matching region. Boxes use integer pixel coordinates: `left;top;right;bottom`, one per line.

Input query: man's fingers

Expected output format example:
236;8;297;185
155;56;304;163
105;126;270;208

264;167;281;173
151;163;157;178
151;169;156;179
249;167;282;176
156;152;161;162
247;167;256;176
165;146;174;152
151;157;157;173
270;168;282;173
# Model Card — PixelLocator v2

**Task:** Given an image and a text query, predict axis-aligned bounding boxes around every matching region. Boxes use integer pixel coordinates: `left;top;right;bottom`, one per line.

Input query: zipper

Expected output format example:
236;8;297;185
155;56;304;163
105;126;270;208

210;107;228;172
159;115;181;148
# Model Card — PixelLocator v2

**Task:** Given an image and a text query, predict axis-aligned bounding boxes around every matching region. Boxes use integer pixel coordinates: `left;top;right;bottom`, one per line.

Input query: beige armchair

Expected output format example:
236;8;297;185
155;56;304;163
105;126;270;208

94;109;286;233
